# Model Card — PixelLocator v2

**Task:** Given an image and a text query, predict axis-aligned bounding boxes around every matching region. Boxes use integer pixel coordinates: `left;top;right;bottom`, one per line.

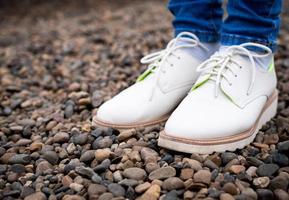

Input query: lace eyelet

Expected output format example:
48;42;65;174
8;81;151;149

170;64;174;67
235;75;237;77
178;56;181;60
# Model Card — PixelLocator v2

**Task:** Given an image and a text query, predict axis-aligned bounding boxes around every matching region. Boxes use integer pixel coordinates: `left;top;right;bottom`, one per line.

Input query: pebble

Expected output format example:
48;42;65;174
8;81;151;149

79;150;95;162
53;132;69;143
69;183;83;192
193;170;211;185
139;184;161;200
204;159;219;170
272;152;289;166
220;193;235;200
36;161;53;174
221;152;238;165
72;134;88;145
62;195;85;200
94;137;113;149
117;129;135;141
149;166;176;180
107;183;125;197
9;154;31;164
21;186;35;198
223;182;238;195
253;177;270;188
0;165;7;174
163;190;178;200
256;189;274;200
98;193;114;200
113;170;123;182
0;147;5;157
42;151;59;165
94;149;111;161
123;167;147;180
119;179;138;187
141;147;158;163
180;168;194;180
135;182;151;193
241;188;257;200
269;175;289;191
66;143;76;154
184;190;195;199
24;192;47;200
256;164;279;177
246;166;257;177
75;166;95;178
88;184;107;197
274;189;289;200
263;134;279;144
278;140;289;152
11;164;26;173
62;176;73;187
162;177;184;190
229;165;246;174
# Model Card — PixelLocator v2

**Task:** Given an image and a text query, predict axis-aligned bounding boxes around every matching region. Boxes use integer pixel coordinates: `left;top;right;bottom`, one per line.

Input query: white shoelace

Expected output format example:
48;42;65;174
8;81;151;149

139;32;208;100
196;43;272;98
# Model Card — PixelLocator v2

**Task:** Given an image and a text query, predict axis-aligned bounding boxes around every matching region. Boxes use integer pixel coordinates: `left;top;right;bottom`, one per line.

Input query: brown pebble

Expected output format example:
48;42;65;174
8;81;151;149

135;182;151;193
180;168;194;180
138;184;161;200
229;165;246;174
193;170;211;185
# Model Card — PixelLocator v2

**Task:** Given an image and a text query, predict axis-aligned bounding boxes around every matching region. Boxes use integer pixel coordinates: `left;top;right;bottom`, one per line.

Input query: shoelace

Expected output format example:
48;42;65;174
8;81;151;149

196;43;272;98
139;32;208;100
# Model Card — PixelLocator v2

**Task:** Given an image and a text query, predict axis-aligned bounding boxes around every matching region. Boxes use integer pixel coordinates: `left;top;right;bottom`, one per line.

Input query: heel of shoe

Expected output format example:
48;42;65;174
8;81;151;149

258;93;278;130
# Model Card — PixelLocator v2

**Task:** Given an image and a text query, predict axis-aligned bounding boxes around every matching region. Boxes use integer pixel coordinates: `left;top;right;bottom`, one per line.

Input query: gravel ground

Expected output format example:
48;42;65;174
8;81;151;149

0;0;289;200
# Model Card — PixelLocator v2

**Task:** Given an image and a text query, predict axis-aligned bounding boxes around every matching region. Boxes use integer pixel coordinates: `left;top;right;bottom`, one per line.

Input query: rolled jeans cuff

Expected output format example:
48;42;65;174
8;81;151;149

221;33;277;53
174;28;220;43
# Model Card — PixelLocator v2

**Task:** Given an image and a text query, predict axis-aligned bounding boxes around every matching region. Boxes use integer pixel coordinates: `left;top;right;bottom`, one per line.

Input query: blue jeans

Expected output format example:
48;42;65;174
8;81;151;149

168;0;282;52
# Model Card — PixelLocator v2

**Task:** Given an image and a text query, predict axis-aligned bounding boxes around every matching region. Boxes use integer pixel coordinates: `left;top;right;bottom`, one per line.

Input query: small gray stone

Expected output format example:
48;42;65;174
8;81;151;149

79;150;95;162
11;164;26;173
42;151;59;165
9;154;31;164
108;183;125;197
162;177;184;190
119;179;139;187
256;164;279;177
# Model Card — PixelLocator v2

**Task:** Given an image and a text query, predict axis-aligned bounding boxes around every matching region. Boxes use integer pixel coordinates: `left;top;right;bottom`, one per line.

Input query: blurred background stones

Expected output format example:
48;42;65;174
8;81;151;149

0;0;289;199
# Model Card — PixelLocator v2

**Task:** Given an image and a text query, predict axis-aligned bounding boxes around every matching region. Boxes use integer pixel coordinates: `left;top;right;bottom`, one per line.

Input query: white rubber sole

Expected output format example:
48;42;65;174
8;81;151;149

92;114;170;130
158;90;278;154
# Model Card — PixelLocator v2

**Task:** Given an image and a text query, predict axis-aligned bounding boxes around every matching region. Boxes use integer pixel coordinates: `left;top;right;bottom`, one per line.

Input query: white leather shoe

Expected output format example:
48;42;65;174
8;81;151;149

93;32;212;129
159;43;278;154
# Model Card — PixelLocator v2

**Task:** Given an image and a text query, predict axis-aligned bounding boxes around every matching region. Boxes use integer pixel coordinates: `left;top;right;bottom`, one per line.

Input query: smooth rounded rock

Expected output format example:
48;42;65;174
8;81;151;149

149;166;176;180
162;177;184;190
123;167;147;181
256;164;279;177
193;170;211;185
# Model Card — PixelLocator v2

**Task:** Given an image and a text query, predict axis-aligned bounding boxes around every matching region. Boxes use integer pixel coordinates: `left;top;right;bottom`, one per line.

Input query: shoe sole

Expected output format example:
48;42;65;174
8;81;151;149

158;90;278;154
92;114;170;129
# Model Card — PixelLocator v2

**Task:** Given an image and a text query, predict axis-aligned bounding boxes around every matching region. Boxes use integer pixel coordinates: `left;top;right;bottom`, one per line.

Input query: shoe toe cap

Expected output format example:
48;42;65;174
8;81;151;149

164;94;266;140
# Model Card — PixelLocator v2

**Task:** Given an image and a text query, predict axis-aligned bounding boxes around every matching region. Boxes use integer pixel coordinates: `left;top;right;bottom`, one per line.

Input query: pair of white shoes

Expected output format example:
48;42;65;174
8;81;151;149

92;32;278;154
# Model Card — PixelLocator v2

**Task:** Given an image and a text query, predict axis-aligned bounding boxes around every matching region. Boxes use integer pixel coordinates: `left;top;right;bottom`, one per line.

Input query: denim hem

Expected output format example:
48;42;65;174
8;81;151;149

221;33;277;53
174;28;220;43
